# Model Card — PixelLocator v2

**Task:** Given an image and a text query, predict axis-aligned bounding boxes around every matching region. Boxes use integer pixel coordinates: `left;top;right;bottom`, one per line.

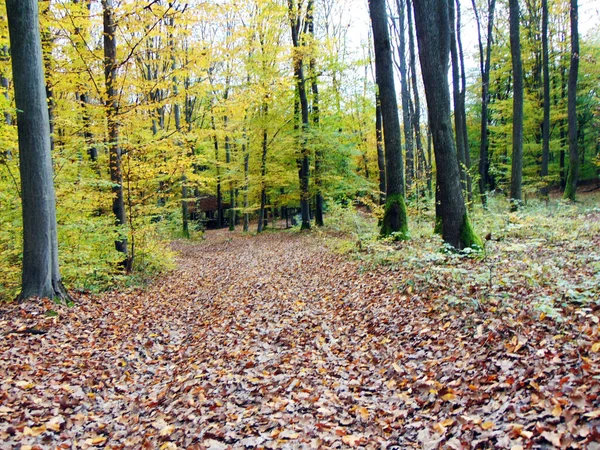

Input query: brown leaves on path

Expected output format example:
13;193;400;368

1;229;599;449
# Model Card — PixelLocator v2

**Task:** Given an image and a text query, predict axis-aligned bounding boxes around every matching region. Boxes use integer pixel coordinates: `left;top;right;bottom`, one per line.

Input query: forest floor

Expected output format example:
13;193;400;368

1;201;600;449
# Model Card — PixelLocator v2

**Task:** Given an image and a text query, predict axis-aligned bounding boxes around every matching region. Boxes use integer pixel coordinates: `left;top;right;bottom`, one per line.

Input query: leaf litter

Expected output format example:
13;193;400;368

1;228;599;449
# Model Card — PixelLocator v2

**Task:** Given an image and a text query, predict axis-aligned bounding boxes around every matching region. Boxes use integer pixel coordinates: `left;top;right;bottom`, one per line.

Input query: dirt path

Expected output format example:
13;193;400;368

1;230;599;449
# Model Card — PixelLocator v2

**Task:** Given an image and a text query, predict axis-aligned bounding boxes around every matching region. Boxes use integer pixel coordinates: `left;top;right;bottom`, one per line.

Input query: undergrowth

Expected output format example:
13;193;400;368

321;193;600;318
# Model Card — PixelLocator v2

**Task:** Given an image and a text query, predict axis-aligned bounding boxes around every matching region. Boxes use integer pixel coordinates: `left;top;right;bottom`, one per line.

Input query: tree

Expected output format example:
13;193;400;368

394;0;414;190
369;0;408;238
564;0;579;201
541;0;550;196
448;0;468;195
288;0;312;230
5;0;69;300
102;0;130;269
472;0;496;206
412;0;480;249
509;0;524;209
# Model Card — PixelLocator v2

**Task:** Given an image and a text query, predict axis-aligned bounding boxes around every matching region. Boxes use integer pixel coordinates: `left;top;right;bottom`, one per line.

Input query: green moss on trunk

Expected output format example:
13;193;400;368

434;216;442;235
380;194;409;239
459;213;483;249
563;173;576;201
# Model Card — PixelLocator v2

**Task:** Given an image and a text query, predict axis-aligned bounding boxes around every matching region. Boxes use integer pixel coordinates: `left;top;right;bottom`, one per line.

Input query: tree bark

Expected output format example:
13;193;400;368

258;103;268;234
375;92;386;205
564;0;579;201
412;0;481;249
448;0;468;195
472;0;496;206
210;110;224;229
509;0;524;209
308;1;324;227
6;0;69;300
369;0;408;238
102;0;130;269
456;0;472;202
395;0;414;191
406;2;427;194
540;0;550;196
288;0;311;230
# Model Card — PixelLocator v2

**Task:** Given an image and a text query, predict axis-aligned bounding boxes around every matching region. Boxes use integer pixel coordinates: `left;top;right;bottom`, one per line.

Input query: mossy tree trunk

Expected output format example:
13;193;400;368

413;0;481;249
369;0;408;238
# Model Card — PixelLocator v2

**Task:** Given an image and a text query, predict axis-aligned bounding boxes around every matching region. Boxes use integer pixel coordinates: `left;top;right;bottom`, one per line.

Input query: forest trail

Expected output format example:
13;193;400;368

1;229;599;449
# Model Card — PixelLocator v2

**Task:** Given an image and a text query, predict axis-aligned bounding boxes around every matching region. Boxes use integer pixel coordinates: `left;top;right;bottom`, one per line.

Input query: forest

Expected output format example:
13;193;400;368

0;0;599;448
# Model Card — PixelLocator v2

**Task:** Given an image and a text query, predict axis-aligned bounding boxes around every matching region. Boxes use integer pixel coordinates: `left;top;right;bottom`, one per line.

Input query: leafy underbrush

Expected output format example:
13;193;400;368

322;193;600;320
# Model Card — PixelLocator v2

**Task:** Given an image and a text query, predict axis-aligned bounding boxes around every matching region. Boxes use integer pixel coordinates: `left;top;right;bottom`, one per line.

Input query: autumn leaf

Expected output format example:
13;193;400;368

342;434;364;446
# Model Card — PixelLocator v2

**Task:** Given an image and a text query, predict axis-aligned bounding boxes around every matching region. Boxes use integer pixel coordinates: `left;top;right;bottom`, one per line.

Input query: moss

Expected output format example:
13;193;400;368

459;213;483;250
434;216;442;235
563;173;576;201
380;194;409;240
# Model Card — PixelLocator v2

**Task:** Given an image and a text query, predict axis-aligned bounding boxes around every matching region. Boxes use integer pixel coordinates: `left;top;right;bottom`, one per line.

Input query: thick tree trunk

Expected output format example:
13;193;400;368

541;0;550;196
509;0;524;209
564;0;579;201
369;0;408;238
102;0;130;269
375;93;386;205
395;0;414;191
413;0;481;249
472;0;496;206
6;0;69;300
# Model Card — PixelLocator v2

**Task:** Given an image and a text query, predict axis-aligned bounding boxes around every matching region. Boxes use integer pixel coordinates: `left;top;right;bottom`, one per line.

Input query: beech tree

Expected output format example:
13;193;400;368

509;0;524;209
412;0;480;249
6;0;69;300
564;0;579;201
369;0;408;238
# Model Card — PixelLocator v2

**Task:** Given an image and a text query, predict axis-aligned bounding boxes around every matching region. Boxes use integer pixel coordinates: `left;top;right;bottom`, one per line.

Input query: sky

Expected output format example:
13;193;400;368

342;0;600;79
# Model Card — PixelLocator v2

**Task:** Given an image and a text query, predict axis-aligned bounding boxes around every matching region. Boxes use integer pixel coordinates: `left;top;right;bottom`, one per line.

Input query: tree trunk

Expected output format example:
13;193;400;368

102;0;130;269
288;0;311;231
395;0;414;191
540;0;550;196
181;174;190;238
1;46;12;126
210;109;224;228
448;0;468;195
413;0;481;249
406;2;426;195
40;1;55;154
456;0;472;203
243;140;249;233
308;0;324;227
509;0;524;209
472;0;496;207
369;0;408;238
564;0;579;201
375;92;386;205
257;103;268;234
6;0;69;300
